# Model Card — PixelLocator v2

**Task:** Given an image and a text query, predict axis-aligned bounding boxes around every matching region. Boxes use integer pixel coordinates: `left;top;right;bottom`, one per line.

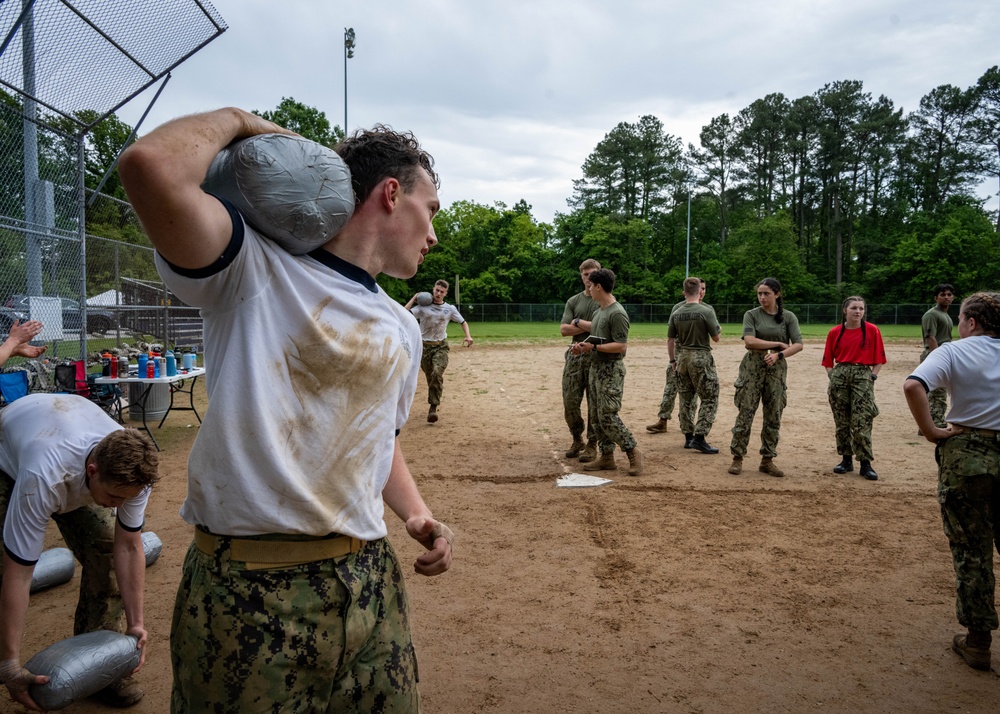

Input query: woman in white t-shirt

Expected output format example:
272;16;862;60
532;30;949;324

905;291;1000;673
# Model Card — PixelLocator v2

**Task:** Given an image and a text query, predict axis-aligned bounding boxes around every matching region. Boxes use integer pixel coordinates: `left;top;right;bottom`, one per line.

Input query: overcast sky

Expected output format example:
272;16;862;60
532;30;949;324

116;0;1000;225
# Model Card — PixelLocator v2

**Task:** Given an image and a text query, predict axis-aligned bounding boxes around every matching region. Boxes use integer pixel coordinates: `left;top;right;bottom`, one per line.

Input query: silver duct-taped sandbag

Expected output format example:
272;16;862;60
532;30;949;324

30;548;75;594
141;531;162;567
26;631;141;710
201;133;355;254
415;292;433;306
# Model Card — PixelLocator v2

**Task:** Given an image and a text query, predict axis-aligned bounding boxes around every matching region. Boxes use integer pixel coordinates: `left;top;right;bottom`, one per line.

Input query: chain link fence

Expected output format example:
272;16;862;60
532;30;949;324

457;302;960;325
1;0;225;384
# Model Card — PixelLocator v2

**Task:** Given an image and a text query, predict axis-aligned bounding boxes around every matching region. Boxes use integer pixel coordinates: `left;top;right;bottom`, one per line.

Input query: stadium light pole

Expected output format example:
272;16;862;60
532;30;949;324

344;28;355;134
685;189;691;278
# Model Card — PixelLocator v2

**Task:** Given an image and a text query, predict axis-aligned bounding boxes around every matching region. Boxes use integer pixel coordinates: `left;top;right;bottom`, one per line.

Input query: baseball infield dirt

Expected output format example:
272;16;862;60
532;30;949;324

15;338;999;713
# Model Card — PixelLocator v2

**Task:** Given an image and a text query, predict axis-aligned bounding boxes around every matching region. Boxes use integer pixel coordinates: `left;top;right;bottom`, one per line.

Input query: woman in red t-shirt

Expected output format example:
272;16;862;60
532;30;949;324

822;296;887;480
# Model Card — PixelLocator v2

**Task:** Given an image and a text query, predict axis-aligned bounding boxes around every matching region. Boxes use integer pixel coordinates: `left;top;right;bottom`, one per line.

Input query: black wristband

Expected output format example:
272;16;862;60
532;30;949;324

777;352;784;360
871;374;878;381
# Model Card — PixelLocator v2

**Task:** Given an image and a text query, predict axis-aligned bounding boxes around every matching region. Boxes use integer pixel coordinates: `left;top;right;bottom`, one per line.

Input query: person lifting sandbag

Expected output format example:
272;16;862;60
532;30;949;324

24;631;141;710
201;133;355;254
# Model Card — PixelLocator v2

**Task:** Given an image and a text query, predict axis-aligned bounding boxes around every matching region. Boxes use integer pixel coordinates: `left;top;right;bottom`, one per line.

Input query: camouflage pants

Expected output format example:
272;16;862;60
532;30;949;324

562;349;594;442
919;348;949;428
0;470;123;637
676;350;719;437
656;361;678;420
936;432;1000;632
421;341;449;406
730;352;788;459
827;363;879;462
588;359;637;454
171;534;419;713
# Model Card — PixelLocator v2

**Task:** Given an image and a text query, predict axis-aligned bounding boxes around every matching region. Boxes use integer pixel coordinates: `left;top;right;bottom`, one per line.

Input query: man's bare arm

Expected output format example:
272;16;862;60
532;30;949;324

118;108;294;270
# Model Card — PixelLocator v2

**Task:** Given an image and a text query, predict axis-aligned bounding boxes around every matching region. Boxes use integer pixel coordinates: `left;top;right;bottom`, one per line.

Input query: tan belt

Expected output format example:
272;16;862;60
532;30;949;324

750;348;780;354
952;425;1000;439
194;529;365;570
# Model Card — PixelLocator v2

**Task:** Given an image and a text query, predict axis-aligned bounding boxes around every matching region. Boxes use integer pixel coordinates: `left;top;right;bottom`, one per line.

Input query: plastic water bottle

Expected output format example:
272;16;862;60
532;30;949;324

137;354;148;378
101;352;112;376
109;355;118;379
153;357;161;378
182;352;195;371
166;351;177;377
146;358;154;379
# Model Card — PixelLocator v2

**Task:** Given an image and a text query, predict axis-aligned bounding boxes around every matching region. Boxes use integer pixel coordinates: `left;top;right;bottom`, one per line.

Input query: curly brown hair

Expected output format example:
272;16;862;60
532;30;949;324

91;430;160;489
335;125;439;205
960;292;1000;337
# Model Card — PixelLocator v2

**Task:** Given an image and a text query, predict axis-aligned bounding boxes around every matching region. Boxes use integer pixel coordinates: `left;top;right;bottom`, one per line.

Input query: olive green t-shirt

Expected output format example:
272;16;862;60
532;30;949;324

561;291;599;344
668;302;721;351
921;306;954;349
590;301;629;362
741;307;803;345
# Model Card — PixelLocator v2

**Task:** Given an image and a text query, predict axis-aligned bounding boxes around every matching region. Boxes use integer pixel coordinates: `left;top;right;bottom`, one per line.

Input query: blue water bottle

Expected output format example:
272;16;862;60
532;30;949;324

153;356;161;378
137;354;148;378
182;351;195;371
166;351;177;377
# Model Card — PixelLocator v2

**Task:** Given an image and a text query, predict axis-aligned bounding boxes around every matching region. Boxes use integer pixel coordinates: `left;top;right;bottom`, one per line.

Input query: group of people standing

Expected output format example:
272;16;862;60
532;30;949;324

560;267;877;482
559;269;999;674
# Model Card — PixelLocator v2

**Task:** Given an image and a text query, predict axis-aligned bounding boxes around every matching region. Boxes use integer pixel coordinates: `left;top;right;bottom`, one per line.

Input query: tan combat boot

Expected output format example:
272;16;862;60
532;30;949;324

646;418;668;433
727;457;743;475
625;447;644;476
565;436;586;458
577;440;598;463
759;457;784;478
953;630;992;671
583;451;616;471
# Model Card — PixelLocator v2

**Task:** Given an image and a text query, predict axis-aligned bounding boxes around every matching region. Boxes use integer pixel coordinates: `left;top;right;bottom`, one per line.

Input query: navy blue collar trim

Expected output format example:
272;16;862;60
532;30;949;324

307;248;379;293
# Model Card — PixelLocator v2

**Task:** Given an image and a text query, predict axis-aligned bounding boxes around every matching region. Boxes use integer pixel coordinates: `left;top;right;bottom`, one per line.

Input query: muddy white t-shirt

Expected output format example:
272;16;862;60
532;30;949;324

155;199;421;540
0;394;148;564
410;302;465;342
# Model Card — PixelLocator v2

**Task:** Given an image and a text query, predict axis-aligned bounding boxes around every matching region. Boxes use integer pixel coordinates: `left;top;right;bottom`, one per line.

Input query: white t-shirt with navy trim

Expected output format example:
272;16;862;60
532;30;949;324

908;335;1000;430
410;302;465;342
0;394;149;564
154;201;422;540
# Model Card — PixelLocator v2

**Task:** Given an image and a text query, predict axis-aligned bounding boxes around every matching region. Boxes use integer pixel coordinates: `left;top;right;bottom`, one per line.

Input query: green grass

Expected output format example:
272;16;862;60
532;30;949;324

451;321;927;343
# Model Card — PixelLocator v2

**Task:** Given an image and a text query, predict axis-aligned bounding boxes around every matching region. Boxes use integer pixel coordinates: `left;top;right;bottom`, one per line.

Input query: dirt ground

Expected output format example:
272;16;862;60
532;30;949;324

13;338;1000;713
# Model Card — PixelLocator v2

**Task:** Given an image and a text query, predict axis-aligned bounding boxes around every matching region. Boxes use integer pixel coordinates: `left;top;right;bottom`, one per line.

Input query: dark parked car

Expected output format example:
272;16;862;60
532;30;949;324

4;295;116;334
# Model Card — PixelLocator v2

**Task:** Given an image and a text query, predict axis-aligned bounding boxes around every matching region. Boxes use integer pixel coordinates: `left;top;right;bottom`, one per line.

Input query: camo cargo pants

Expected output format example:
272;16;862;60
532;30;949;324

0;471;123;637
421;340;449;406
920;347;949;428
936;430;1000;632
171;534;419;713
588;359;637;454
827;363;879;462
562;349;594;441
676;350;719;437
656;361;678;421
730;352;788;459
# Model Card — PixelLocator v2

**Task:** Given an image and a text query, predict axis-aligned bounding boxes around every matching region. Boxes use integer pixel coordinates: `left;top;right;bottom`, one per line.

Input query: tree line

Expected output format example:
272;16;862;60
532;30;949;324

3;70;998;308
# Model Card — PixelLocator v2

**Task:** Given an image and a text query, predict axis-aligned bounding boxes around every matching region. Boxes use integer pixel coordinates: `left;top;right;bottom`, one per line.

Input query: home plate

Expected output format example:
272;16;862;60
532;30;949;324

557;473;613;488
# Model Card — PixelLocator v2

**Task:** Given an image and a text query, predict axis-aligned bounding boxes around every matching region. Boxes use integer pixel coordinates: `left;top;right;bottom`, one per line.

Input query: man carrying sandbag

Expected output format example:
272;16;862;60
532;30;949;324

119;109;454;712
0;394;159;710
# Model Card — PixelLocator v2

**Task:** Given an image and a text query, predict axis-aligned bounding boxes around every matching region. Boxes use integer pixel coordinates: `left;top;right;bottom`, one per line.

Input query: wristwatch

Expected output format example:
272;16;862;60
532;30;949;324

871;374;878;381
573;318;580;327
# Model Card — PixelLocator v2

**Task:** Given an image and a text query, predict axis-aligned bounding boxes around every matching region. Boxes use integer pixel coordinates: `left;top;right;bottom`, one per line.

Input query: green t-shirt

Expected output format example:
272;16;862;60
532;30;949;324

921;306;954;349
561;291;599;344
668;302;721;350
590;301;630;362
741;307;802;345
